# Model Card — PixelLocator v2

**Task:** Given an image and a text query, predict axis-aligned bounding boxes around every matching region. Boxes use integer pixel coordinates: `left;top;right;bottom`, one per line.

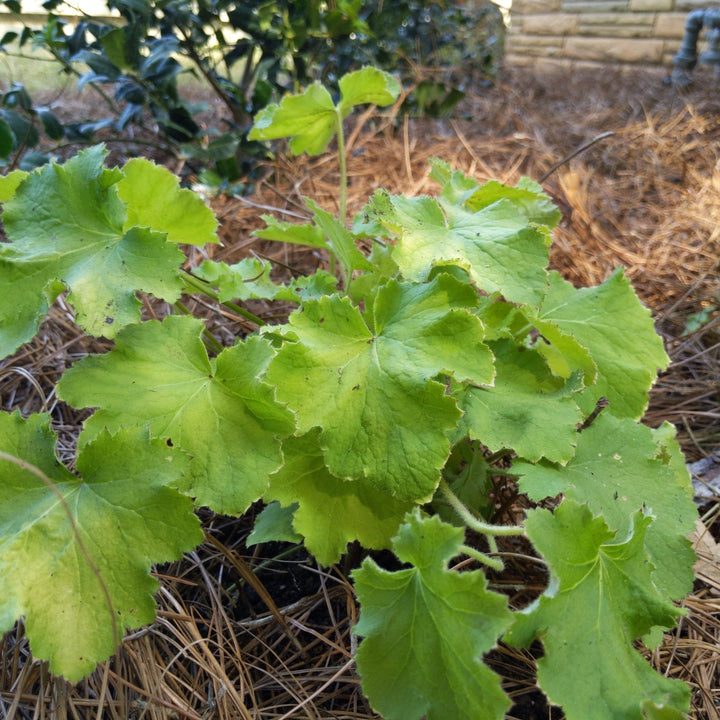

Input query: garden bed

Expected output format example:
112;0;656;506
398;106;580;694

1;62;719;719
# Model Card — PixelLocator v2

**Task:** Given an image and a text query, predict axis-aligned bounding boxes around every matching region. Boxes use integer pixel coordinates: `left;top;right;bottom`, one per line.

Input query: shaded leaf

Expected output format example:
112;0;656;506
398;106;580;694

353;510;511;720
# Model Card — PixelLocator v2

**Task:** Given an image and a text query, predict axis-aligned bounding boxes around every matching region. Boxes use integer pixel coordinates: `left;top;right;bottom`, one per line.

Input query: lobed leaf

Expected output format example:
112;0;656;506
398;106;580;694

57;315;296;515
248;67;399;157
337;66;400;113
459;339;583;463
0;412;202;681
514;412;697;598
248;83;337;155
353;510;511;720
429;158;561;228
506;500;690;720
370;190;549;305
266;276;494;501
530;269;669;418
116;157;219;245
265;431;412;566
0;147;189;357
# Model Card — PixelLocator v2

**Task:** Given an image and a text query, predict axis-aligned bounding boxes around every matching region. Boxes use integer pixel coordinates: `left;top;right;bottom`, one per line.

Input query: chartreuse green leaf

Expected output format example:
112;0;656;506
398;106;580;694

249;83;337;155
506;501;690;720
353;509;511;720
337;66;400;112
266;275;494;501
0;412;202;682
514;412;697;598
0;169;27;202
0;146;187;357
194;257;337;303
57;315;295;515
459;339;583;463
370;190;549;305
429;158;561;228
530;269;669;418
116;158;218;245
265;431;412;566
249;67;399;156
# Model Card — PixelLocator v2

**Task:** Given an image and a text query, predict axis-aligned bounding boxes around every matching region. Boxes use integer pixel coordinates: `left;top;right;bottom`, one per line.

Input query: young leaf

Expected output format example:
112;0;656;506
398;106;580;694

248;67;399;156
337;66;400;113
353;509;511;720
116;158;219;245
266;276;494;501
57;315;296;515
265;432;412;566
0;146;186;356
194;258;337;303
459;339;583;463
514;412;697;599
530;269;669;418
506;501;690;720
248;83;337;155
429;158;561;228
370;191;549;305
0;412;202;682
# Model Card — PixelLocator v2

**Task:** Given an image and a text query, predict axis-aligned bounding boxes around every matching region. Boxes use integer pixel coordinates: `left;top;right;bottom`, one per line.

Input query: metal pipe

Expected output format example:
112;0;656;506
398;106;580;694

672;8;720;86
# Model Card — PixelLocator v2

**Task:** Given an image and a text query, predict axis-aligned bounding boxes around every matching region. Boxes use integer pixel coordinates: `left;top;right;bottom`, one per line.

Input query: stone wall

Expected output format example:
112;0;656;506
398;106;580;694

507;0;711;67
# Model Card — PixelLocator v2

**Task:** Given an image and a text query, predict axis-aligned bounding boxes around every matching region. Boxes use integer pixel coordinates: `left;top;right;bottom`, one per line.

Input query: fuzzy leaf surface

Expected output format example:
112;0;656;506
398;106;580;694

116;158;218;245
0;412;202;681
57;315;295;514
506;501;690;720
515;412;697;598
371;191;549;305
459;339;582;463
266;276;494;501
353;510;511;720
266;432;412;565
531;270;669;418
0;147;185;356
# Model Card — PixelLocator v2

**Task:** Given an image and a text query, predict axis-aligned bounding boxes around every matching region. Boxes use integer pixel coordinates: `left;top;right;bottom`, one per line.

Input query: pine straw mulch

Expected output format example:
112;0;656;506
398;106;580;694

1;63;720;719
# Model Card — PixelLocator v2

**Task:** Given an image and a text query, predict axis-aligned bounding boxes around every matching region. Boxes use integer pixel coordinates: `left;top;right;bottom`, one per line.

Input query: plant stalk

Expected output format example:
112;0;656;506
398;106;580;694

439;478;524;537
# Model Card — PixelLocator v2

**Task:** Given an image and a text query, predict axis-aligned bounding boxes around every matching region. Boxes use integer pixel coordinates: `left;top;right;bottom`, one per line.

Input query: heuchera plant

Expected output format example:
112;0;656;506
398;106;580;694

0;67;697;720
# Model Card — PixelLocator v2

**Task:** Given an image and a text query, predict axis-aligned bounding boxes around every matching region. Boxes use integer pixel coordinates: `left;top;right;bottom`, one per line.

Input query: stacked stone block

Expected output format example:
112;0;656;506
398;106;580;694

508;0;713;67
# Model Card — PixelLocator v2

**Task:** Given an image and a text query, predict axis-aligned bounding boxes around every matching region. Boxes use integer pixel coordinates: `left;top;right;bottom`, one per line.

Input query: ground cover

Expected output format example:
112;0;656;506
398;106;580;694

0;62;719;719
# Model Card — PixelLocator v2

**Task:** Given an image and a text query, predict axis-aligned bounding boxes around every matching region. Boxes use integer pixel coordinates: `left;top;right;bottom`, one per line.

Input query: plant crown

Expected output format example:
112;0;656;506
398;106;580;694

0;66;697;720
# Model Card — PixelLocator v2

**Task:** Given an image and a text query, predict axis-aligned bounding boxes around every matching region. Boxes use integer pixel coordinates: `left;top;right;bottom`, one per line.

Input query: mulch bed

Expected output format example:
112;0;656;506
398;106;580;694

1;62;719;719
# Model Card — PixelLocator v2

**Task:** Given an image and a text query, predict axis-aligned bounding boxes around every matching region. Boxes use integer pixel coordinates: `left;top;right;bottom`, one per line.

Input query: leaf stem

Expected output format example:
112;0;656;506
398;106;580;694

336;108;348;228
180;270;266;327
439;478;524;537
459;543;504;572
